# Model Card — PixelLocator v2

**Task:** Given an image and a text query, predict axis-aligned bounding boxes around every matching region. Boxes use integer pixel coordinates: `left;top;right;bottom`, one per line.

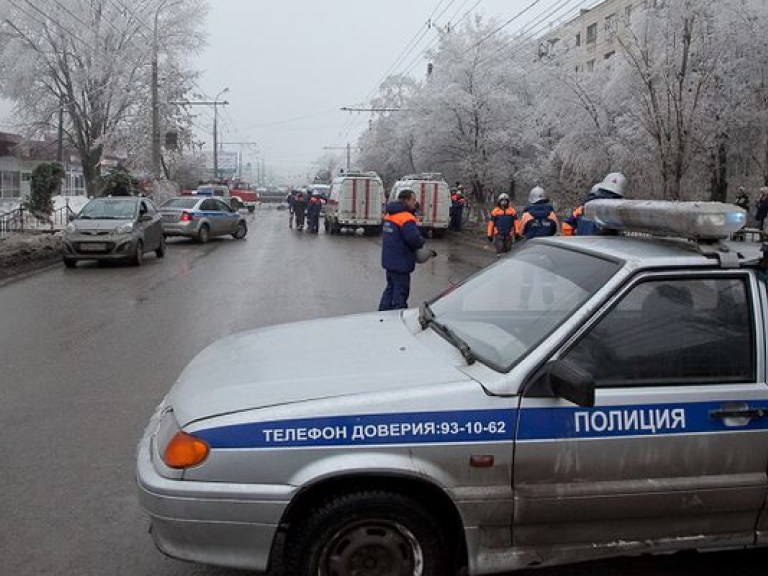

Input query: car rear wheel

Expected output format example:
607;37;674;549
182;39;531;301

197;225;210;244
283;490;448;576
63;257;76;269
155;237;166;258
131;240;143;266
232;221;247;240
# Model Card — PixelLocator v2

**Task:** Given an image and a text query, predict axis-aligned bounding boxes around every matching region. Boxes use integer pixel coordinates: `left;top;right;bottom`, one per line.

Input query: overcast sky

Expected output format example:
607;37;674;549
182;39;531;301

0;0;601;182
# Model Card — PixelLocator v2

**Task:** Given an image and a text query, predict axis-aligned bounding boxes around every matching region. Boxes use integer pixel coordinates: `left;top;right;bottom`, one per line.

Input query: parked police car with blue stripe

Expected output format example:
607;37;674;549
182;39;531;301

159;196;247;243
137;200;768;576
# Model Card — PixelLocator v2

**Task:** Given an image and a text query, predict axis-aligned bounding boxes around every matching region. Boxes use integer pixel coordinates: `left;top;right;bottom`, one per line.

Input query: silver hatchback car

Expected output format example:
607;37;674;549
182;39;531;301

138;201;768;576
62;196;165;267
159;196;247;243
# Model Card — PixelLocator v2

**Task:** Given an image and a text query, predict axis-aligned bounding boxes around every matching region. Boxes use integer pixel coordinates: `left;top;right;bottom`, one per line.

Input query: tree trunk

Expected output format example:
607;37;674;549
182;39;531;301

81;146;103;197
709;138;728;203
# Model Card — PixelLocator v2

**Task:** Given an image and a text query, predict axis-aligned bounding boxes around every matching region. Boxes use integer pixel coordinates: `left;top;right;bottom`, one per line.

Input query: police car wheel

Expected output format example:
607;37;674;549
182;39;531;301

233;221;247;240
284;490;447;576
197;225;210;244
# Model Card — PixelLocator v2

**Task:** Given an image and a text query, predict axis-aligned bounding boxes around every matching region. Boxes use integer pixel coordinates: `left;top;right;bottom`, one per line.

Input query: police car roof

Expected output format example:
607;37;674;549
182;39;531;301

540;235;764;269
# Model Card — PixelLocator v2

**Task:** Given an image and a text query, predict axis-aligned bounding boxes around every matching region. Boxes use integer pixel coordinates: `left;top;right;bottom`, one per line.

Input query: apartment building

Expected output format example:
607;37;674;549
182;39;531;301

539;0;657;73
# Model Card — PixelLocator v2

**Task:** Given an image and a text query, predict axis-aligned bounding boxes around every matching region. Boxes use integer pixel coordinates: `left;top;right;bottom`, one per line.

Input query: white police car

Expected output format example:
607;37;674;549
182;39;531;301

137;200;768;575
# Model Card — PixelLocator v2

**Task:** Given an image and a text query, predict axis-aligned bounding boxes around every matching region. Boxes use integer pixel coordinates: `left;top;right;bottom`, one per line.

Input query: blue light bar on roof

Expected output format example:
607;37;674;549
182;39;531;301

584;200;747;241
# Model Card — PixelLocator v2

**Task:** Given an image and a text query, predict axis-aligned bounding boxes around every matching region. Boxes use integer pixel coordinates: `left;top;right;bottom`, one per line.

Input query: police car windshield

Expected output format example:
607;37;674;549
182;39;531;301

430;243;621;372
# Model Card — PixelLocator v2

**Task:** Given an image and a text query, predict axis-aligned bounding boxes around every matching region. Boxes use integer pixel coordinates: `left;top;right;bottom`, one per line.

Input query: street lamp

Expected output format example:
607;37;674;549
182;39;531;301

213;87;229;181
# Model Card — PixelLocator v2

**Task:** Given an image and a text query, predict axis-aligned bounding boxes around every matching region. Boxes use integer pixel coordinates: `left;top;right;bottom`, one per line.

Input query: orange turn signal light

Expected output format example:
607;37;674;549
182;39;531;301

163;431;210;469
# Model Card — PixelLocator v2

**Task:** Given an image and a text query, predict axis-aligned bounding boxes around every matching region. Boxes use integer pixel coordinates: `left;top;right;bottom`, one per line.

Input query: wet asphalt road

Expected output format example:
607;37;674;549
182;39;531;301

0;206;766;575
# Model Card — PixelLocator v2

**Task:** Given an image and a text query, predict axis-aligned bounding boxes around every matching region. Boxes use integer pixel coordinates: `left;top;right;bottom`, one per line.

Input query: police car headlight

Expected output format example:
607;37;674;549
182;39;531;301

114;223;134;235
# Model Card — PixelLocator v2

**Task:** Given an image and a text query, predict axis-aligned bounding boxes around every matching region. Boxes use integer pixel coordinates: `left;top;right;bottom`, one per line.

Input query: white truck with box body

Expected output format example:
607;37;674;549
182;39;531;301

391;173;451;238
325;172;385;235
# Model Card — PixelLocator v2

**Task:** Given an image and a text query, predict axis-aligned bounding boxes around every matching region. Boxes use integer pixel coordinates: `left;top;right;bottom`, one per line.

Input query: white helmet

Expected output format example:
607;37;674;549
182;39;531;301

598;172;627;198
529;186;546;204
415;247;437;263
497;193;510;203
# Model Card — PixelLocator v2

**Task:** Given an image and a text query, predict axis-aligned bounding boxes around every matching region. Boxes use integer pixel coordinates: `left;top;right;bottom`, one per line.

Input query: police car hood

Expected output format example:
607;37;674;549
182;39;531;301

170;312;470;426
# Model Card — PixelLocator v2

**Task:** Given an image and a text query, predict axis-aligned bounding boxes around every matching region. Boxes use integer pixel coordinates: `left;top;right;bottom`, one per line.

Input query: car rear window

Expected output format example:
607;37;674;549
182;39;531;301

162;198;198;208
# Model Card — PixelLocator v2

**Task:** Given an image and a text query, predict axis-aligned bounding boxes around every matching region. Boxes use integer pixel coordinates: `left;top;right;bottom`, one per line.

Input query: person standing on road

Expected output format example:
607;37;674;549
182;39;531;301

517;186;559;239
378;188;425;311
735;186;750;211
307;191;324;234
756;187;768;231
563;172;626;236
293;192;308;230
449;186;466;231
487;193;517;255
286;190;297;229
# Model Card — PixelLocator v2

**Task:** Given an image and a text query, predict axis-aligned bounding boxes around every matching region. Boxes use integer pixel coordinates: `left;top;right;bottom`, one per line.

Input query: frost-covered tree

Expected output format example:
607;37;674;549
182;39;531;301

0;0;207;196
613;1;719;200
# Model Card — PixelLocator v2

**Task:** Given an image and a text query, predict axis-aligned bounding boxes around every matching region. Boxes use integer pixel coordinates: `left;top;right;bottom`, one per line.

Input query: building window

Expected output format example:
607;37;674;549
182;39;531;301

0;170;20;198
576;32;581;47
587;59;595;72
586;23;597;44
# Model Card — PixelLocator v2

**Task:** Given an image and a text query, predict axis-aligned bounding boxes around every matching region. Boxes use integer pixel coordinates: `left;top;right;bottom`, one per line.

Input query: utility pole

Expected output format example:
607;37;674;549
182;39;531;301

323;144;359;172
212;88;229;181
170;92;229;181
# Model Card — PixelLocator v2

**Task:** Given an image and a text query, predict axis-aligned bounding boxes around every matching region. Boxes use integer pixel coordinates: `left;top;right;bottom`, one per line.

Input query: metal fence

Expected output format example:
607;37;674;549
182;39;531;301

0;205;75;238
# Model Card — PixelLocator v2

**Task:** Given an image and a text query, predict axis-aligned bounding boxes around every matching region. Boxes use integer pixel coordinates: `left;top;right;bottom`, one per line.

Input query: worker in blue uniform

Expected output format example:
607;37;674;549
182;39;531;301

379;188;425;311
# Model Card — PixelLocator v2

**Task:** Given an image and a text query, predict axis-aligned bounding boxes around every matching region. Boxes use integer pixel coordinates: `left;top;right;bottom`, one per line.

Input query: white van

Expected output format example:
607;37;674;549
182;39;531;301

390;173;451;238
325;172;385;235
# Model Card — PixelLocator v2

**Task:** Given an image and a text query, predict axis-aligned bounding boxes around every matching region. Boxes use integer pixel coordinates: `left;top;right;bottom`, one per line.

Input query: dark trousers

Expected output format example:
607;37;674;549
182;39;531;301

494;235;512;254
450;206;463;231
378;270;411;311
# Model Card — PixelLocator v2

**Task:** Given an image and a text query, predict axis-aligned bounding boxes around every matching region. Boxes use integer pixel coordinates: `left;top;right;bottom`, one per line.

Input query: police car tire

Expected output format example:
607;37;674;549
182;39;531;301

197;225;210;244
233;221;247;240
283;490;448;576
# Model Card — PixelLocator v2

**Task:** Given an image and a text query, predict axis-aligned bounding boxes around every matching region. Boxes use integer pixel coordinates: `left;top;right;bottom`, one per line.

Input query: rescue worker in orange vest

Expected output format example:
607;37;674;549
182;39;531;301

516;186;559;239
562;172;626;236
378;188;426;311
487;193;517;254
562;184;598;237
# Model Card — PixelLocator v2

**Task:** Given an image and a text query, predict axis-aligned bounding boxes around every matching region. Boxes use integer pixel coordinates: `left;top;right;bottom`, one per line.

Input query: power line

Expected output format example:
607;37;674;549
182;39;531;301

6;0;95;51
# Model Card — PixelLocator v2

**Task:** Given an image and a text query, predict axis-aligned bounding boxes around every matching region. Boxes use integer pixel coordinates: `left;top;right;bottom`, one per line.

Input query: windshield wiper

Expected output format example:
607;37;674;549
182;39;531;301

418;301;476;365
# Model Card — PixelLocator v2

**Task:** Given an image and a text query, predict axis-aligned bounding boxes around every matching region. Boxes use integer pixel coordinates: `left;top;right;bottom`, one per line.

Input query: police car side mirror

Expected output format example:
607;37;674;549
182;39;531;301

550;359;595;407
526;359;595;408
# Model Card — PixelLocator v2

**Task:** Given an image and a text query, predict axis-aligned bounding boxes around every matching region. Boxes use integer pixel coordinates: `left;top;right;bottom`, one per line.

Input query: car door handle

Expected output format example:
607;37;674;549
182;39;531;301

709;408;766;420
